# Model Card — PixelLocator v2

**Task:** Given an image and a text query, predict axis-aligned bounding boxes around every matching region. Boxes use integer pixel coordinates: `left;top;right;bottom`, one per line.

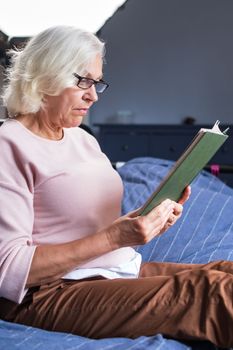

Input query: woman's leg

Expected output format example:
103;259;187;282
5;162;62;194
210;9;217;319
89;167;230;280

139;259;233;277
1;266;233;348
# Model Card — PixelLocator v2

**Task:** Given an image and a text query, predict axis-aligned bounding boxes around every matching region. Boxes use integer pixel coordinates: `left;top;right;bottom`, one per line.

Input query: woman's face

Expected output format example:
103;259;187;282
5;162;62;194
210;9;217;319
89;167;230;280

42;54;103;128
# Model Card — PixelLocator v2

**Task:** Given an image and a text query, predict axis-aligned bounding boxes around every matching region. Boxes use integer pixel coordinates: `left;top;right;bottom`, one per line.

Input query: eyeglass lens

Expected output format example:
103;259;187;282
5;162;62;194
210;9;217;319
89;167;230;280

78;78;107;93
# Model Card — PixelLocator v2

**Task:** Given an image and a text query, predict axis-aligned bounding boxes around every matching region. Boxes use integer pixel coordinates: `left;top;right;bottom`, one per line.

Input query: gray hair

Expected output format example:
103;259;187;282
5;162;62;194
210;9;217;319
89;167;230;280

2;25;105;116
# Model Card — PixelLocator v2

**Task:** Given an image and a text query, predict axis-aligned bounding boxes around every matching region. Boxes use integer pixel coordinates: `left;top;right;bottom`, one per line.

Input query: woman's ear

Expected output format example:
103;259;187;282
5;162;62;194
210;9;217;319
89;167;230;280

40;94;48;111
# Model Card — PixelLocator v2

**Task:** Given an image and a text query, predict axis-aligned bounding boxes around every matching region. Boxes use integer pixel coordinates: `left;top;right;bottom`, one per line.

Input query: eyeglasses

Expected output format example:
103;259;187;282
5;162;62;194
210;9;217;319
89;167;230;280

73;73;109;93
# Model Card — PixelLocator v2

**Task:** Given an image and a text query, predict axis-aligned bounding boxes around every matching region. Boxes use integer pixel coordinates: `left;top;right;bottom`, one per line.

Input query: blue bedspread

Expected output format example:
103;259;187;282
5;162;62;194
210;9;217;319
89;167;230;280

1;157;233;350
119;157;233;264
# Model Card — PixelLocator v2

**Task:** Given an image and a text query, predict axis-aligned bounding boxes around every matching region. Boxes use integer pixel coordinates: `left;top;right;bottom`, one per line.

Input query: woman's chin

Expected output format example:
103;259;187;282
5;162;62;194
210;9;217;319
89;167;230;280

67;116;84;128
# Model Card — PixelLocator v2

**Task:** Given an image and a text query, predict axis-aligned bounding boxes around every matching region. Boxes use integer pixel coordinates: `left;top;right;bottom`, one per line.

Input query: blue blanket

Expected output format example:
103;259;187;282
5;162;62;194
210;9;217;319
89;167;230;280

1;157;233;350
119;157;233;264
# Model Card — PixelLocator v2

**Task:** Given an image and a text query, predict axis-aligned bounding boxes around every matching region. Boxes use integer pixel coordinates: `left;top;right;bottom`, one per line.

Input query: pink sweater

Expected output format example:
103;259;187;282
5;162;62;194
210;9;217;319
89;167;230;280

0;120;136;303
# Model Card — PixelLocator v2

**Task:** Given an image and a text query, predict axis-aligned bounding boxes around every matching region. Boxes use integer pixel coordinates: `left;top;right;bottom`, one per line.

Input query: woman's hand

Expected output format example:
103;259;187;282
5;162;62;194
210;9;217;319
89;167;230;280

105;186;191;249
105;199;176;249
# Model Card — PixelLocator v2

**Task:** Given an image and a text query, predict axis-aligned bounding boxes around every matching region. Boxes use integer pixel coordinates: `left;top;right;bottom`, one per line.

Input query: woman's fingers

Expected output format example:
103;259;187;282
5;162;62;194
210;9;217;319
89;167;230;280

173;202;183;216
144;199;176;236
178;186;191;205
147;199;175;223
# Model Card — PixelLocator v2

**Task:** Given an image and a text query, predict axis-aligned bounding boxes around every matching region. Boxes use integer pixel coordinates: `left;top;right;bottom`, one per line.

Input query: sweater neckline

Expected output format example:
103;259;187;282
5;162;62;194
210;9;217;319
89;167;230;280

7;118;67;144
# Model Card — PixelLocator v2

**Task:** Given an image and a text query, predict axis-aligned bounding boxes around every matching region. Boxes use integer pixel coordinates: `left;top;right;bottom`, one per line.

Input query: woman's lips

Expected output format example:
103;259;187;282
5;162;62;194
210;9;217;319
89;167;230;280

72;108;88;116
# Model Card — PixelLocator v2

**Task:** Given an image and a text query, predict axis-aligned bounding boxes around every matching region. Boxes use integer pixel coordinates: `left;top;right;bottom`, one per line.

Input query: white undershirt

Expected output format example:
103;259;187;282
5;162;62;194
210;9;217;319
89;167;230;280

62;251;142;280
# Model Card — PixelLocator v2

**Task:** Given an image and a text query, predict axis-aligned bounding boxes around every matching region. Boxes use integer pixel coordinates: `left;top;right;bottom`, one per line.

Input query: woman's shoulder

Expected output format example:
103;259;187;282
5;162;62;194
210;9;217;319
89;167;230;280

0;119;20;144
0;119;42;164
0;118;25;138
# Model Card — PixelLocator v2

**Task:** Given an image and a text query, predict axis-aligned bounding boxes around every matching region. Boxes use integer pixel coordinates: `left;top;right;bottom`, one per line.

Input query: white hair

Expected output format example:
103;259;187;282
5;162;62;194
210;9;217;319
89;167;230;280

2;25;105;116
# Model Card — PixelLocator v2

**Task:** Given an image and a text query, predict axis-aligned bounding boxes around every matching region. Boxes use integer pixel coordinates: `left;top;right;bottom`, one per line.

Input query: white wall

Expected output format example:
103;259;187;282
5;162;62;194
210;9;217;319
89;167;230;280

91;0;233;126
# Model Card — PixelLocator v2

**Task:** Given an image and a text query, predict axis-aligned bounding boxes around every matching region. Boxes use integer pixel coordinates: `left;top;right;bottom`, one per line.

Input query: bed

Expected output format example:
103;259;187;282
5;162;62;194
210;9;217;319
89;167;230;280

1;156;233;350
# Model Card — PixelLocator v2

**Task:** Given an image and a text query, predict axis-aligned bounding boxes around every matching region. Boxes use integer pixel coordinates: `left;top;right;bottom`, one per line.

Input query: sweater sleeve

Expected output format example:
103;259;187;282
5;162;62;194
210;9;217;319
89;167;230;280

0;180;36;303
0;136;36;303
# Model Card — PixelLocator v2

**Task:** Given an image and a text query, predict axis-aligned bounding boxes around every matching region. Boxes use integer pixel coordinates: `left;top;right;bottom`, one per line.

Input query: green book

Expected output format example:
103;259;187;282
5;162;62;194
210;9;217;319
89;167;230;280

139;120;229;216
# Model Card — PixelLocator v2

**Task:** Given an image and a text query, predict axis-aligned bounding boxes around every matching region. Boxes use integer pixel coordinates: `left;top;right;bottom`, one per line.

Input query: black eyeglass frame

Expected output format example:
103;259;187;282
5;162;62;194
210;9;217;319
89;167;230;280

73;73;109;93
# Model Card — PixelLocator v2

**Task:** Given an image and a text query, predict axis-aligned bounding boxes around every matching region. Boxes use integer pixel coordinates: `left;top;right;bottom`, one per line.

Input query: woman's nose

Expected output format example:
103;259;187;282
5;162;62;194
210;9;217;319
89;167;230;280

87;84;98;102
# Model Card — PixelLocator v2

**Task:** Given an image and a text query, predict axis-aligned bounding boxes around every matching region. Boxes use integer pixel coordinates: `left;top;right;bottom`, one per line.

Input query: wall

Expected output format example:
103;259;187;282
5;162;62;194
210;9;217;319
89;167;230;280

91;0;233;126
0;65;7;119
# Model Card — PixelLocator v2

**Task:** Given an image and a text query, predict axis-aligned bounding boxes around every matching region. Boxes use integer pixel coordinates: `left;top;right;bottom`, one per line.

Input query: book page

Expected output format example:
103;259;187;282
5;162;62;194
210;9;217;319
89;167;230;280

201;120;229;135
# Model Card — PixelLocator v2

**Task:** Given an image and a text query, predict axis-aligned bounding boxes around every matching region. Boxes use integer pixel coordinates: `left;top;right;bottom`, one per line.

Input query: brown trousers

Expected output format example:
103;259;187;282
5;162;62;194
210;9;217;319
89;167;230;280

0;260;233;347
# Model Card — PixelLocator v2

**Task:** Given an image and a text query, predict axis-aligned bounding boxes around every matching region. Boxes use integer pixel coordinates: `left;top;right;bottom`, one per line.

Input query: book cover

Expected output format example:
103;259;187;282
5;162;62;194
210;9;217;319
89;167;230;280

139;121;229;216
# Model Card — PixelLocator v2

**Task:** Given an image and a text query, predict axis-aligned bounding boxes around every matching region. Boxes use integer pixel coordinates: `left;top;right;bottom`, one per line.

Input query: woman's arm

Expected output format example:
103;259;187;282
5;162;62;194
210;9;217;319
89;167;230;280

26;230;113;287
27;198;177;287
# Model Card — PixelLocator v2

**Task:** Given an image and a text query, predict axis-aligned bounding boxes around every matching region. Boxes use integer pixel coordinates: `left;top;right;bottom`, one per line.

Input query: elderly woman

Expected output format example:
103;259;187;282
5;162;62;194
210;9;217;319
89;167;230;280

0;26;232;348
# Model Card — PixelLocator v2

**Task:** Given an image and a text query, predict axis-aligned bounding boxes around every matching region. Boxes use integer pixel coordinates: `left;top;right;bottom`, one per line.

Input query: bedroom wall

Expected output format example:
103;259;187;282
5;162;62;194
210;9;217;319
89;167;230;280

0;65;7;119
91;0;233;126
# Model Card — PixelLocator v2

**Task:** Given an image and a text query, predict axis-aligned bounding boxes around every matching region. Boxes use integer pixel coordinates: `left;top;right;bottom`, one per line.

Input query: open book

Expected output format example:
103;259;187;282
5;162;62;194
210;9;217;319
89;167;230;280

139;121;229;216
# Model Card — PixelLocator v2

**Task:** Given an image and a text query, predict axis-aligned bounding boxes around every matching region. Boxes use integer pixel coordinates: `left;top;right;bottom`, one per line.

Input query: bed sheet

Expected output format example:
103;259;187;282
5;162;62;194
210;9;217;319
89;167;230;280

119;157;233;264
1;319;207;350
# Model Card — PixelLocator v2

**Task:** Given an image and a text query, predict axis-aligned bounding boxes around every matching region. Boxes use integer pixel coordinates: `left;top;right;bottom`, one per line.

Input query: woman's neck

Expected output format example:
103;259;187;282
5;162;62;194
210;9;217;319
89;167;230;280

15;114;63;141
